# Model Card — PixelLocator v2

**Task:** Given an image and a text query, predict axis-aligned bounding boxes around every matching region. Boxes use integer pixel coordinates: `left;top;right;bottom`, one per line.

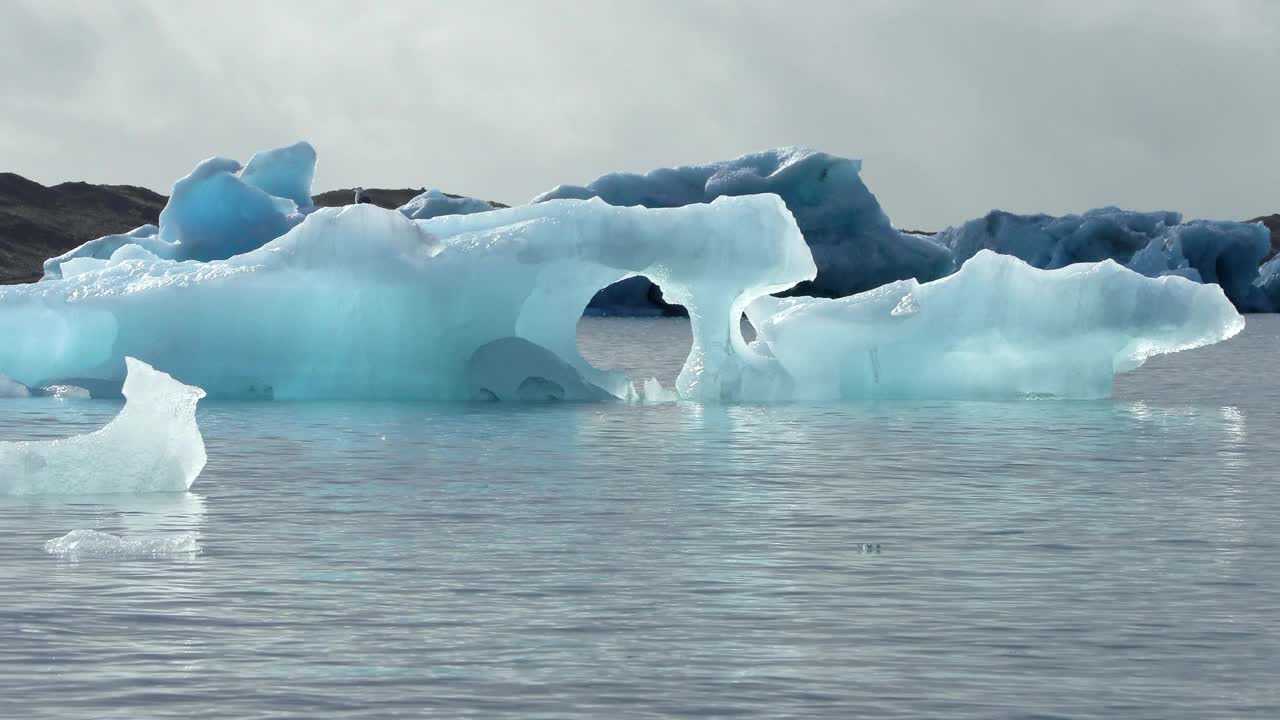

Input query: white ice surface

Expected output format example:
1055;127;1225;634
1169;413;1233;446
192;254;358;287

0;358;207;494
746;251;1244;400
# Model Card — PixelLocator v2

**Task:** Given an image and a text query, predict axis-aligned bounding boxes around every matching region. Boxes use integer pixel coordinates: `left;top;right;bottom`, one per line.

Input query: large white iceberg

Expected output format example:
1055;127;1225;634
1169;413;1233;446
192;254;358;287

0;358;207;494
0;198;1243;403
746;251;1243;401
0;198;815;402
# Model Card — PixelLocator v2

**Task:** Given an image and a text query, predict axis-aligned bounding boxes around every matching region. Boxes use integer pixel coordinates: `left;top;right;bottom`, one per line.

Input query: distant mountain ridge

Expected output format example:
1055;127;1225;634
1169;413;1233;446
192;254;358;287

0;172;166;284
0;176;507;284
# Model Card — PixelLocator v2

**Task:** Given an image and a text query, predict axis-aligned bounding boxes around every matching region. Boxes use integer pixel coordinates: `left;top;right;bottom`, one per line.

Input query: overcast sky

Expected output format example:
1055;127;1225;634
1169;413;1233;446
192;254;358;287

1;0;1276;229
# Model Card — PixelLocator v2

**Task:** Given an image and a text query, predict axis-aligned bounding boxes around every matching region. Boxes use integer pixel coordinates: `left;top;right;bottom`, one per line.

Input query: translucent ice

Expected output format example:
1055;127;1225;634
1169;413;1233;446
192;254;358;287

43;142;315;278
745;251;1244;401
0;358;207;494
0;197;815;402
44;529;200;558
238;141;317;210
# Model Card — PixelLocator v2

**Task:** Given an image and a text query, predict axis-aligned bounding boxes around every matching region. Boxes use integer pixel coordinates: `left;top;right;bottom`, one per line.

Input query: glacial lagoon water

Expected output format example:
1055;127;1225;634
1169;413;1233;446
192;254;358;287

1;315;1278;718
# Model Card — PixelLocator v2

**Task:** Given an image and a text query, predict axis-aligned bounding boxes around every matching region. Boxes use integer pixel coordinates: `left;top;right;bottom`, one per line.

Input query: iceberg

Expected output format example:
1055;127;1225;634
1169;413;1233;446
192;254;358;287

936;208;1272;311
0;358;207;494
1;142;1248;404
238;141;317;211
746;251;1243;401
535;147;954;309
43;142;317;278
0;197;815;402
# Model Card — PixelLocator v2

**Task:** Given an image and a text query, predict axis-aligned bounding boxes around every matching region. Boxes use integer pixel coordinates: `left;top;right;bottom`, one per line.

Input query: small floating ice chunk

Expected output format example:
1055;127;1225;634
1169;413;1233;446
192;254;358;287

0;358;207;495
641;377;679;403
44;529;200;558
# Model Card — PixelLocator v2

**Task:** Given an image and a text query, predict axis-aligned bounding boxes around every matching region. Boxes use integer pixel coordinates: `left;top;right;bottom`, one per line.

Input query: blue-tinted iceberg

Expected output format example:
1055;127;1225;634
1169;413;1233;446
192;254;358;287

936;208;1271;311
238;141;317;211
745;251;1243;400
1;142;1250;404
535;147;954;306
1256;254;1280;310
0;358;207;494
0;198;815;402
43;142;317;278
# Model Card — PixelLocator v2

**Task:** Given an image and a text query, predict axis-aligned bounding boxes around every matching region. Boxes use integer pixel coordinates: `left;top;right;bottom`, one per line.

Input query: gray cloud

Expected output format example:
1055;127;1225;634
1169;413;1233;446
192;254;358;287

0;0;1275;229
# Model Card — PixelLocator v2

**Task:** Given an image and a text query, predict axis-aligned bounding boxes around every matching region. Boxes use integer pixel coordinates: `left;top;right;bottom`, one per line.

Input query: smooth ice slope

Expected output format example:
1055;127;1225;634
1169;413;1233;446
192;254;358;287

0;198;815;402
398;189;496;220
535;147;954;306
43;143;316;278
746;251;1244;400
0;358;207;494
936;208;1271;311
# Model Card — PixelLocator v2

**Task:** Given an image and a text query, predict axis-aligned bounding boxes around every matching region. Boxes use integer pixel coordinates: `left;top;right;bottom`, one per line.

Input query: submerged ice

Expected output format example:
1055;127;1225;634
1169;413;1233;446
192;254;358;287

44;529;200;558
0;142;1249;404
0;358;207;494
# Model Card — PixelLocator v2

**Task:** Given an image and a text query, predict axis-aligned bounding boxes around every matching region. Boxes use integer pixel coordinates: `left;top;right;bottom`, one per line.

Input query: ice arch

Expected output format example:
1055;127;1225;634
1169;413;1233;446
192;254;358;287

0;198;814;401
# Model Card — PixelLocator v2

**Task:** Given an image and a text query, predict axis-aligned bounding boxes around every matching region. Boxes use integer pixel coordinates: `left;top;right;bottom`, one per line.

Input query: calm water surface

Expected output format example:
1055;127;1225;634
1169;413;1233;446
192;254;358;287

1;316;1278;719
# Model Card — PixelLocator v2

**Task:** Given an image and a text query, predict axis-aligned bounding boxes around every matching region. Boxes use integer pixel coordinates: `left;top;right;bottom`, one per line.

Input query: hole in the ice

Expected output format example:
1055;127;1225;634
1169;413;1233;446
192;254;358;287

576;277;692;392
575;276;760;395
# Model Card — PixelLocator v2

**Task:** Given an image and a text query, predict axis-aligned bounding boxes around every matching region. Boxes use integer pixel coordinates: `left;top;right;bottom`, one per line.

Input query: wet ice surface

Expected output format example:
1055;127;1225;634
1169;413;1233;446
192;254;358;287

0;316;1278;718
44;529;200;559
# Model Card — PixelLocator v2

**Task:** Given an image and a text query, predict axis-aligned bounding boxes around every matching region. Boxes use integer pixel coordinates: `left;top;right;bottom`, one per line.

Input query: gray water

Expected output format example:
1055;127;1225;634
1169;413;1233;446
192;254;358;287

1;316;1278;719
